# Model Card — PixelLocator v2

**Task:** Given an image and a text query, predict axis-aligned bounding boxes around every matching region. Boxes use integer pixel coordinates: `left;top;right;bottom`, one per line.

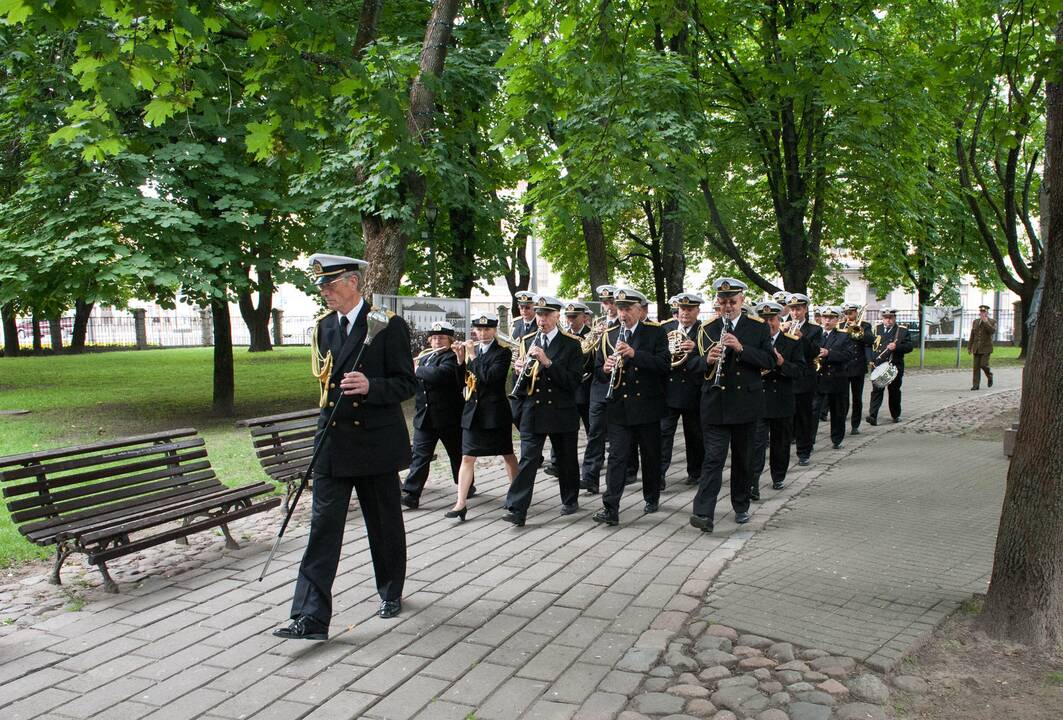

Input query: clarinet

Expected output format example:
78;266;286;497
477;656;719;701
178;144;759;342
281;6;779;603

604;328;628;401
711;321;729;389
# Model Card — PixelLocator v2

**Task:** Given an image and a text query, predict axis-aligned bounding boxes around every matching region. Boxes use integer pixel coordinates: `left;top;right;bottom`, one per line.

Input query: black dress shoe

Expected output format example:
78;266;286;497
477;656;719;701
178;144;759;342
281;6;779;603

832;442;843;450
559;503;579;516
273;616;328;640
685;475;699;486
892;417;901;423
582;487;600;495
378;599;402;619
850;428;861;435
971;385;979;391
592;509;619;526
502;511;526;527
689;514;713;532
750;493;760;502
467;485;478;499
797;457;810;466
400;494;419;510
444;506;467;521
644;502;659;513
543;463;559;477
772;480;785;490
735;511;751;524
988;373;994;387
865;415;877;426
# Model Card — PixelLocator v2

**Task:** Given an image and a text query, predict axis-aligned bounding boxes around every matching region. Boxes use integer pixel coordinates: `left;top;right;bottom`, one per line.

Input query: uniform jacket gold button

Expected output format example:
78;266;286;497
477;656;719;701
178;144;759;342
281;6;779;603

331;421;337;427
328;401;335;407
353;421;361;426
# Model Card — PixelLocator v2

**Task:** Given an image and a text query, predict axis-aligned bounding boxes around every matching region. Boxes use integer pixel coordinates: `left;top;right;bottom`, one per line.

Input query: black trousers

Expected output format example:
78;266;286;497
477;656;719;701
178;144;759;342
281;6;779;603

602;421;661;515
581;396;608;490
507;430;580;515
752;416;793;489
848;375;866;430
815;391;848;445
869;367;905;420
290;471;406;627
401;424;462;497
550;403;589;465
972;354;992;387
694;422;755;518
815;392;828;420
660;405;703;480
793;392;816;460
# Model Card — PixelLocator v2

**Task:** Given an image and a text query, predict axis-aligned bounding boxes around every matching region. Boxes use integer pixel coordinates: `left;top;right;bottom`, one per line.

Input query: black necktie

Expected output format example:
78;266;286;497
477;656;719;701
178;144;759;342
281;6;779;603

340;316;350;336
724;318;734;334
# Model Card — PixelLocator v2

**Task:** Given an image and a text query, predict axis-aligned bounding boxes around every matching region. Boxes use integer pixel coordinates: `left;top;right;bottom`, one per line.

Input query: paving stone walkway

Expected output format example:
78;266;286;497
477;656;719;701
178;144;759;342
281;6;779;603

0;368;1021;720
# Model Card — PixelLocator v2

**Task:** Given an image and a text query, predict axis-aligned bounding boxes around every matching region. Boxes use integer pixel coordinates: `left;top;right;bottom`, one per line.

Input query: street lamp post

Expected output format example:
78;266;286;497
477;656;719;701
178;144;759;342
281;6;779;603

425;204;439;297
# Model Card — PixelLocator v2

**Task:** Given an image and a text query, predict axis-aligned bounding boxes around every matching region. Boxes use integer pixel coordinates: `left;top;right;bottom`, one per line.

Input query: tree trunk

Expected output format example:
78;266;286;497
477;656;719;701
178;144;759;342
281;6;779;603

661;195;685;299
449;204;476;297
70;299;94;352
48;318;63;353
1016;288;1035;359
505;196;533;317
2;302;19;357
363;0;460;297
211;298;236;416
651;243;668;320
237;268;274;352
981;15;1063;647
581;215;610;293
31;312;41;352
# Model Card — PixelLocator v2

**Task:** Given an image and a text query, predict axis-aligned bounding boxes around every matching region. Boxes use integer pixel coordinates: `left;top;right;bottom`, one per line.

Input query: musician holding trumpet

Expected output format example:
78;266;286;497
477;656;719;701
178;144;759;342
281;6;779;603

449;314;518;521
401;322;466;510
686;278;774;533
592;288;670;527
502;296;585;526
659;292;706;488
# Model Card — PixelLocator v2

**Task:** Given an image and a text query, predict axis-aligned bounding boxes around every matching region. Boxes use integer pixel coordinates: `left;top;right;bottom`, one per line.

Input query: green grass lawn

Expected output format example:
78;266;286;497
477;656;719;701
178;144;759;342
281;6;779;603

0;347;321;566
912;345;1024;369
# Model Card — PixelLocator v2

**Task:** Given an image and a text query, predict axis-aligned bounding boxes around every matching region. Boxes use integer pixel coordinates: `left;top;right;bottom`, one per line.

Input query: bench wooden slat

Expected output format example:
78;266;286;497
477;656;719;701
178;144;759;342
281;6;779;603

6;460;213;513
12;469;219;525
24;480;226;542
80;483;275;544
1;439;206;491
89;498;280;564
248;416;320;438
259;459;314;484
259;443;314;467
0;429;199;467
252;428;316;452
23;478;225;544
236;408;319;427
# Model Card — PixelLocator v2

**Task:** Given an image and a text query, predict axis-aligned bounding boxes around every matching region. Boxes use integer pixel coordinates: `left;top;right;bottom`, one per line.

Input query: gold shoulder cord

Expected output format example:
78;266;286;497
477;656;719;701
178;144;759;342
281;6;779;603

310;314;333;408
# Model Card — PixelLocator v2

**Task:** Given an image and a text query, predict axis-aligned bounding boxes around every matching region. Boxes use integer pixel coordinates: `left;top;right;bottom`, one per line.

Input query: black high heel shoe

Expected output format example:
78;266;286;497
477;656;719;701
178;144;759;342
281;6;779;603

444;506;467;521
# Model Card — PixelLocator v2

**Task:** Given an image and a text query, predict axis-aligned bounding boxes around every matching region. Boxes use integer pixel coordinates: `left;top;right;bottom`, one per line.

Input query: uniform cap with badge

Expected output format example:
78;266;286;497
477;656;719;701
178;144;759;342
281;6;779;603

533;295;562;313
879;307;897;317
514;291;536;305
755;301;785;318
674;292;704;307
427;321;457;337
978;304;990;311
596;284;618;301
471;313;499;328
613;287;649;306
713;277;747;297
308;253;369;286
786;293;811;307
821;306;842;318
564;301;591;315
772;291;789;304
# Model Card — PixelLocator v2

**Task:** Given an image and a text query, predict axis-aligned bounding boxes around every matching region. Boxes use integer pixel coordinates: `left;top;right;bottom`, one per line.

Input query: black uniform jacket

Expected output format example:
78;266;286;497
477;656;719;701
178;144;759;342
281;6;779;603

871;324;914;370
594;321;670;425
573;325;593;406
412;348;464;431
461;340;513;430
313;305;417;476
512;316;536;341
789;320;823;396
511;330;585;434
817;329;856;394
589;319;621;403
842;320;875;377
660;317;704;410
763;331;804;419
689;314;775;425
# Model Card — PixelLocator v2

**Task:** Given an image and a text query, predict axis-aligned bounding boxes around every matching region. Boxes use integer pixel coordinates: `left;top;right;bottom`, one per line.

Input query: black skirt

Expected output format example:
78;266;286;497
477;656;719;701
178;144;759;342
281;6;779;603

462;425;513;457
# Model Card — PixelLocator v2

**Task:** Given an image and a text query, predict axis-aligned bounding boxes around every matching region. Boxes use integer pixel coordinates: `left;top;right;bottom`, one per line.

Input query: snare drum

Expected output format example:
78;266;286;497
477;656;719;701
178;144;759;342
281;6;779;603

870;362;899;389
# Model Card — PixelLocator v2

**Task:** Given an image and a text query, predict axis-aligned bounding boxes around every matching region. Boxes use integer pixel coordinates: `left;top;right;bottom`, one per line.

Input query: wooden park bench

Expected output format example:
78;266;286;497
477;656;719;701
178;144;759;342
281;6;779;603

239;408;319;509
0;429;281;592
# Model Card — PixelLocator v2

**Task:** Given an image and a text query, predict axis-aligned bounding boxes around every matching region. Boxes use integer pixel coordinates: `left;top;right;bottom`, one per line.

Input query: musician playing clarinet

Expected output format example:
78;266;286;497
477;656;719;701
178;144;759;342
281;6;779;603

686;278;774;534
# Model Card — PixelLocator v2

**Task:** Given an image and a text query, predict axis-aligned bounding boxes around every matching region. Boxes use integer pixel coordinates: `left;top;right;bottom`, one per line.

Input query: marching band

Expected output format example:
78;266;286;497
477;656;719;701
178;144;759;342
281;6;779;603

274;251;918;638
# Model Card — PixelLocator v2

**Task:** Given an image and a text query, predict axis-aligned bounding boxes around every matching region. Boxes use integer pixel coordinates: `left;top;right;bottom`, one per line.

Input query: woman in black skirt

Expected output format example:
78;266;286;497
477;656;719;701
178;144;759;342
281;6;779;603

449;314;518;520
